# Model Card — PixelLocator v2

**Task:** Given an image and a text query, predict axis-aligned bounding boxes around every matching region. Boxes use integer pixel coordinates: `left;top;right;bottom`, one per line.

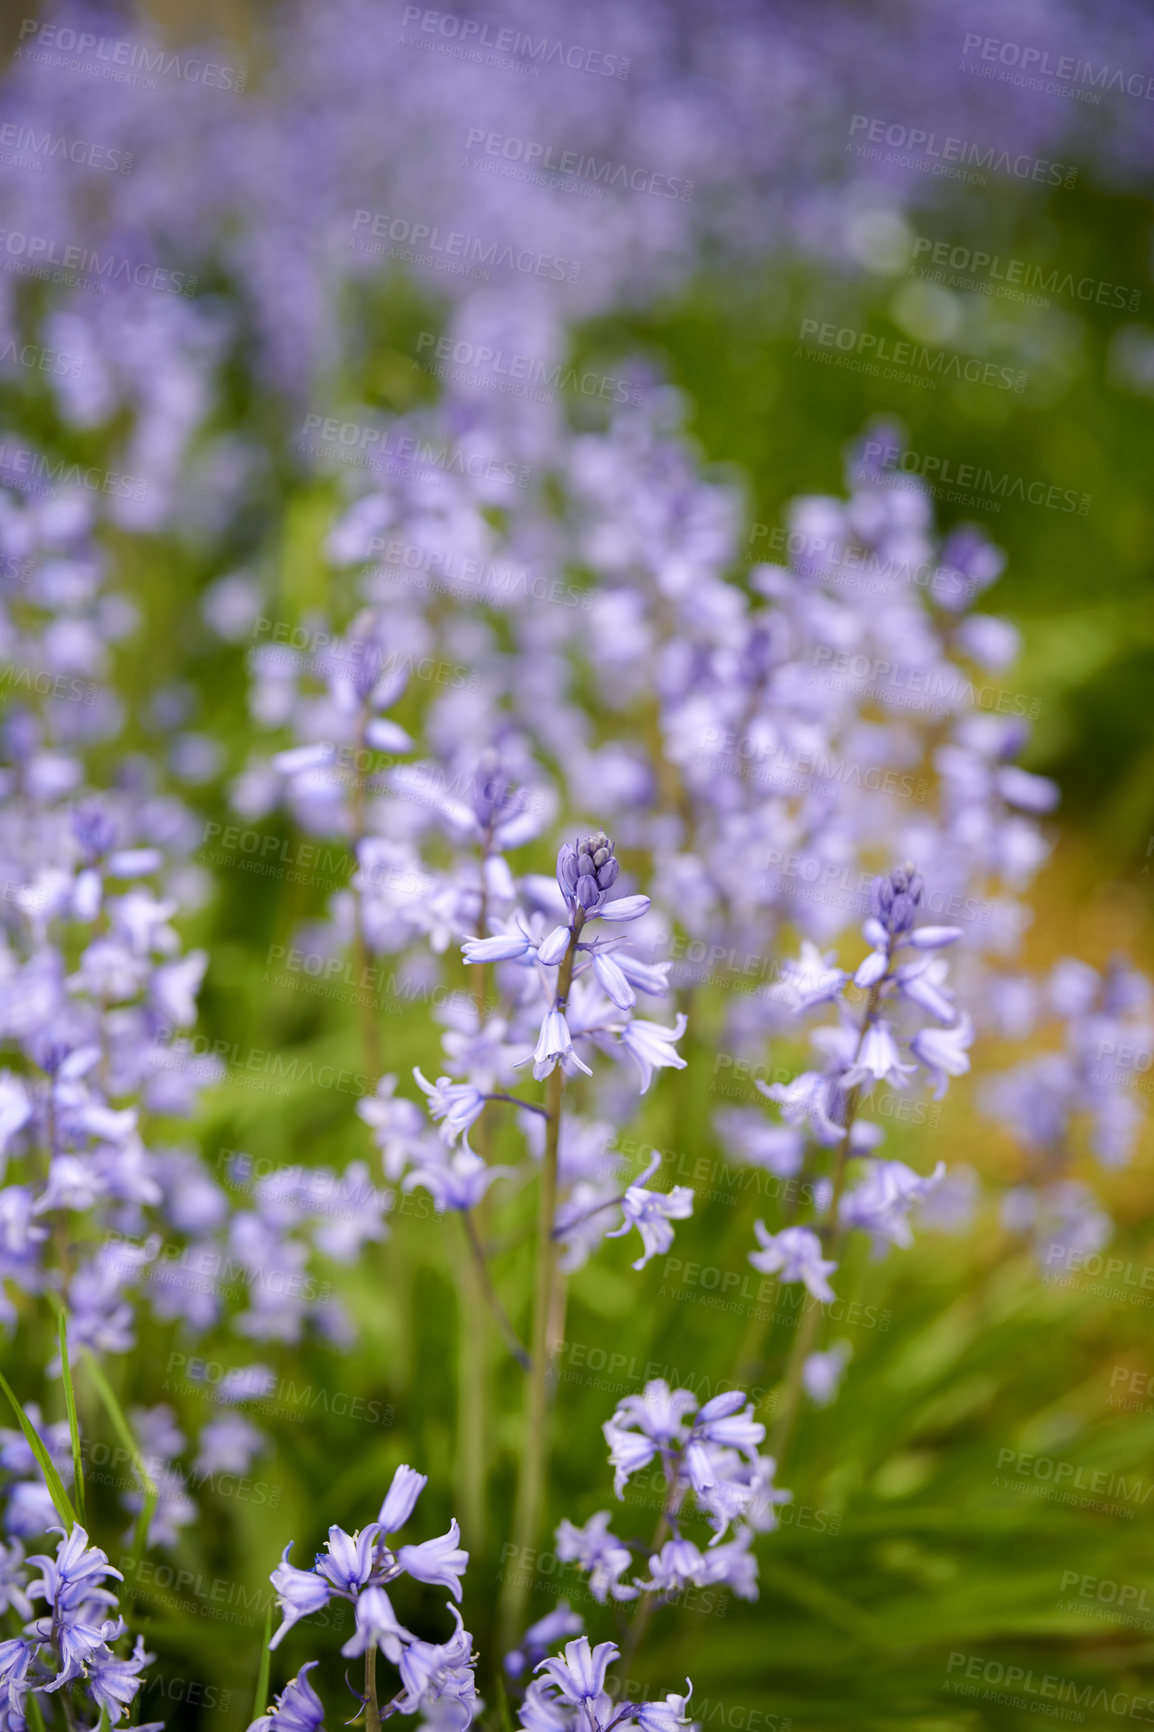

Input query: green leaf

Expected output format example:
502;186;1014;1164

252;1604;272;1721
0;1364;76;1528
80;1351;157;1580
54;1304;86;1526
24;1690;46;1732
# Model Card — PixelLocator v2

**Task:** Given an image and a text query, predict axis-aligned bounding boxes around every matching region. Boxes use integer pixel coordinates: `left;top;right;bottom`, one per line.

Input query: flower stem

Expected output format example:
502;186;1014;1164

365;1641;380;1726
350;720;380;1080
463;1209;531;1369
457;1234;487;1555
498;914;581;1651
764;979;885;1461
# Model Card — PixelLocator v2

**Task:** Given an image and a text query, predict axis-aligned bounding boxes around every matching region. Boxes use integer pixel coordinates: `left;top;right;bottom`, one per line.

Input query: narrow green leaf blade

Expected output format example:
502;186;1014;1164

56;1307;86;1525
252;1605;272;1721
0;1365;76;1528
80;1350;157;1576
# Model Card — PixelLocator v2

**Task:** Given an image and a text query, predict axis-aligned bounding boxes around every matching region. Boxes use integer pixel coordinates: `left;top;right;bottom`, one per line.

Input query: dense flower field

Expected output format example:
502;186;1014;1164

0;1;1152;1728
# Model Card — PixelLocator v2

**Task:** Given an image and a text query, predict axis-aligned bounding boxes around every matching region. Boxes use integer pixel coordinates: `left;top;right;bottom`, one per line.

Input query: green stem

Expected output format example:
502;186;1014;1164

463;1210;531;1369
762;978;884;1462
457;1239;487;1556
351;718;380;1080
456;847;493;1549
498;912;582;1651
365;1641;380;1725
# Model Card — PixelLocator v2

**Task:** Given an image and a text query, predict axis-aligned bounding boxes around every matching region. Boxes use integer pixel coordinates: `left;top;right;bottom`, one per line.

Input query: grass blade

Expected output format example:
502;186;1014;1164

0;1364;76;1527
81;1350;157;1580
252;1604;272;1720
54;1304;86;1526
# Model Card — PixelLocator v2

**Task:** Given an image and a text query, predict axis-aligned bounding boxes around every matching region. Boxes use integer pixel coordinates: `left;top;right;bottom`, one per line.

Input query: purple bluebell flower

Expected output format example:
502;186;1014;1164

395;1520;468;1602
554;1512;637;1604
251;1662;326;1732
269;1544;333;1650
528;1009;592;1082
535;1636;619;1711
395;1602;478;1724
379;1464;428;1533
617;1015;688;1094
315;1524;380;1594
413;1068;487;1144
910;1014;974;1097
340;1584;413;1662
749;1224;837;1302
604;1153;694;1269
802;1343;852;1407
839;1160;944;1254
505;1602;585;1680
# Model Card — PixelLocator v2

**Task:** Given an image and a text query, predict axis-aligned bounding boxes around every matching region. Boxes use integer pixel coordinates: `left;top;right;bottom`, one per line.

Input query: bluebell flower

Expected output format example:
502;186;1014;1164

760;1071;846;1145
535;1636;618;1706
617;1015;687;1093
504;1602;584;1680
633;1686;697;1732
413;1068;487;1144
554;1513;636;1603
395;1603;477;1724
379;1463;428;1533
556;834;649;924
843;1020;916;1092
695;1392;765;1455
251;1661;327;1732
395;1519;468;1601
339;1584;413;1661
528;1009;592;1082
802;1344;851;1407
839;1159;944;1254
27;1525;122;1613
603;1420;661;1495
910;1014;974;1097
604;1153;694;1269
314;1523;380;1593
269;1544;333;1650
870;863;923;938
403;1146;512;1212
749;1223;837;1302
87;1634;154;1722
639;1538;708;1594
590;948;636;1009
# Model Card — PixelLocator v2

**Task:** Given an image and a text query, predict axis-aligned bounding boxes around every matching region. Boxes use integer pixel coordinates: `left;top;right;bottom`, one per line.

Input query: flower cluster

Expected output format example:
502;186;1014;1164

557;1381;787;1608
258;1463;476;1726
0;1525;154;1726
518;1635;696;1732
